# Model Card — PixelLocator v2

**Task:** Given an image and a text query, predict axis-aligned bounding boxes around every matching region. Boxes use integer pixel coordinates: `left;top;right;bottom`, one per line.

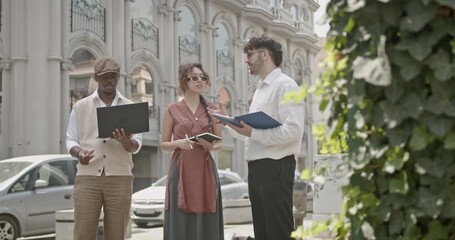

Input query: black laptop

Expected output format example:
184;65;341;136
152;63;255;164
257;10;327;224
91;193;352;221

96;102;150;138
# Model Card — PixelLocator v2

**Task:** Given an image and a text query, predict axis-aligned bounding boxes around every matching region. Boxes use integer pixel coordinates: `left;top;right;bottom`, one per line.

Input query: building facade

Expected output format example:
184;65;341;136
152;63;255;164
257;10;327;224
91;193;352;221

0;0;320;190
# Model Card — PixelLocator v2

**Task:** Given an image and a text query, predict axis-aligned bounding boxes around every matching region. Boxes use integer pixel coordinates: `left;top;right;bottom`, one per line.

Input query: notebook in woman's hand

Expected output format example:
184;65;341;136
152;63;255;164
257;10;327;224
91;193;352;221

188;132;222;142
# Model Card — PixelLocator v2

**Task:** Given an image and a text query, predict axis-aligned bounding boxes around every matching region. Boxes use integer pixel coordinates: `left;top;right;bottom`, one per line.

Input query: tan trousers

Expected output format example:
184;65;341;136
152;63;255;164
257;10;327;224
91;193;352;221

73;173;133;240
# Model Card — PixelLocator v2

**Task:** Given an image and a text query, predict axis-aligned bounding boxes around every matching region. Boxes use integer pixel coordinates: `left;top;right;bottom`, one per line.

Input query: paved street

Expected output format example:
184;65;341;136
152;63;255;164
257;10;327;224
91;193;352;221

19;223;255;240
131;223;254;240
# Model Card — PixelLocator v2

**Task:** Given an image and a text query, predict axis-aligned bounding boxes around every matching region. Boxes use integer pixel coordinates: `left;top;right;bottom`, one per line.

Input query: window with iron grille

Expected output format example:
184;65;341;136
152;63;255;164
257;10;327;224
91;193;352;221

71;0;105;41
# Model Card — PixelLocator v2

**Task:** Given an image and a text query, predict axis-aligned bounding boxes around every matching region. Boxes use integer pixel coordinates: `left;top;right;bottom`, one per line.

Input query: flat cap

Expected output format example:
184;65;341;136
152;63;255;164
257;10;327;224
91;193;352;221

94;56;120;76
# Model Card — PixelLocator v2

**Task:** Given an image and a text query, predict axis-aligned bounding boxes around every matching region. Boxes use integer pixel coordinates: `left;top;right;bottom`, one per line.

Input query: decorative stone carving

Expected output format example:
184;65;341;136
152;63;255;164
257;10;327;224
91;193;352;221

61;60;76;71
174;10;182;22
0;59;12;71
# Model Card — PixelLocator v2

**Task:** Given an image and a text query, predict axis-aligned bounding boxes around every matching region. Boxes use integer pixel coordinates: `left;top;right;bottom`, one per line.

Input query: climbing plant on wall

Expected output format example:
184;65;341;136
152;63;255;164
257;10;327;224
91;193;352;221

295;0;455;239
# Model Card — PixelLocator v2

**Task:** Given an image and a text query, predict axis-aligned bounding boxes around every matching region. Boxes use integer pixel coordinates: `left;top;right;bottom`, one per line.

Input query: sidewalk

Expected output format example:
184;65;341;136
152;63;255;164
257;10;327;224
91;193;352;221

131;223;255;240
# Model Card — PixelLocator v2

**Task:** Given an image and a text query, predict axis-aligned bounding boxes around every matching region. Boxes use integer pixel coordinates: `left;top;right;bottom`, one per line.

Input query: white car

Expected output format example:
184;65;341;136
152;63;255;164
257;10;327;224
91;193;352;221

0;154;78;240
131;170;249;227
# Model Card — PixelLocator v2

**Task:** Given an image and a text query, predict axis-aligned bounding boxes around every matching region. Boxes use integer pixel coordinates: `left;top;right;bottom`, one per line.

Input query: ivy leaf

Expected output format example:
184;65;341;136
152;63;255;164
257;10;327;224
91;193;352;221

431;77;455;98
401;93;423;119
447;99;455;117
416;157;447;178
400;1;436;32
391;50;423;80
389;172;409;194
388;210;404;235
386;124;412;147
352;36;392;86
372;106;385;128
409;126;432;151
382;101;405;128
384;149;409;174
385;78;404;103
424;80;455;116
423;115;454;137
346;0;366;12
443;132;455;149
408;44;433;61
402;225;422;240
396;36;433;61
349;79;366;105
361;221;375;239
426;49;453;81
424;95;448;115
381;1;403;26
440;185;455;218
422;221;448;240
417;187;443;217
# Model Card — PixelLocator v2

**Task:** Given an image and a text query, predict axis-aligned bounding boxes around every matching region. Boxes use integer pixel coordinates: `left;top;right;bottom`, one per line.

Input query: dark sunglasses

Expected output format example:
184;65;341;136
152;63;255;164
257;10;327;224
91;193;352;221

187;75;208;82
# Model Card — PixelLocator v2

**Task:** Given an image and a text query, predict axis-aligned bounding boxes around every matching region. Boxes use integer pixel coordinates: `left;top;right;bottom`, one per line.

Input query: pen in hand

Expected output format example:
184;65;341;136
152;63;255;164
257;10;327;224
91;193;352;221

185;134;193;150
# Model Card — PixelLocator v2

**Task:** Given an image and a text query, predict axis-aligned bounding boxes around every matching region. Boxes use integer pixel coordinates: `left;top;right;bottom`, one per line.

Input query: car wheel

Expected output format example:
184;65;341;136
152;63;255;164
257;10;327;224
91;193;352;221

0;215;19;240
135;222;149;228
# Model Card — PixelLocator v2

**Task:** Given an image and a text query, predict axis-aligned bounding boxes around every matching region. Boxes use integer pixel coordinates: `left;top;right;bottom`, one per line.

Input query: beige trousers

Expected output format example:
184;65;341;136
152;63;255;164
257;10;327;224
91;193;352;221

73;173;133;240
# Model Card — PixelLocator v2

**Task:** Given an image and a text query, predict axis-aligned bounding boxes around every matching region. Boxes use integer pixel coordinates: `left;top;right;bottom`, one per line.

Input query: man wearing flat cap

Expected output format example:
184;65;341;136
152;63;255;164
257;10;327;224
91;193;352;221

66;56;143;240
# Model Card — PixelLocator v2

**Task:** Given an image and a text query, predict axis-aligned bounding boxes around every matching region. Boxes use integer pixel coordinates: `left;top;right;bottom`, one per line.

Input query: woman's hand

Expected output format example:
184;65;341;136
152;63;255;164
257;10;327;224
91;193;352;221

194;138;213;151
176;138;193;151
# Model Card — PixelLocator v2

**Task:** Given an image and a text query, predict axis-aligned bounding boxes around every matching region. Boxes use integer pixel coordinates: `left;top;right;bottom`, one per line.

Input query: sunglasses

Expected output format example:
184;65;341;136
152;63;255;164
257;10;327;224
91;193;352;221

187;75;208;82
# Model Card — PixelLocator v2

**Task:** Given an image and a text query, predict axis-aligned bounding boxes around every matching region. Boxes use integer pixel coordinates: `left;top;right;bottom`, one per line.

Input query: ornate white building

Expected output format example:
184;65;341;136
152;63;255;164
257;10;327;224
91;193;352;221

0;0;320;190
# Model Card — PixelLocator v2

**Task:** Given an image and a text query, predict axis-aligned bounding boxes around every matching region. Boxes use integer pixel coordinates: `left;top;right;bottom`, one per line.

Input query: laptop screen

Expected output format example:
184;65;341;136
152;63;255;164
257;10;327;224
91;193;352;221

96;102;150;138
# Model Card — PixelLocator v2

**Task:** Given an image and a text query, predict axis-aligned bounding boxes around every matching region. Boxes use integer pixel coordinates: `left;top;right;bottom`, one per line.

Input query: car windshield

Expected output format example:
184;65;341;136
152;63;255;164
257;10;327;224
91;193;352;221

0;162;32;183
152;176;167;186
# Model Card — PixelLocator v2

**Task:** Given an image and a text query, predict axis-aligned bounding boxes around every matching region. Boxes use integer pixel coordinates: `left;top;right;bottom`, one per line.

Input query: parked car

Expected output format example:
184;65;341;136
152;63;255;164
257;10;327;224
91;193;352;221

0;154;78;240
130;169;249;227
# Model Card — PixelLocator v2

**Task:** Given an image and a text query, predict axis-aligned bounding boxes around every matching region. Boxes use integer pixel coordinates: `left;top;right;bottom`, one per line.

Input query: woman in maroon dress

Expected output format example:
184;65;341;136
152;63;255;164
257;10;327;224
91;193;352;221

160;63;224;240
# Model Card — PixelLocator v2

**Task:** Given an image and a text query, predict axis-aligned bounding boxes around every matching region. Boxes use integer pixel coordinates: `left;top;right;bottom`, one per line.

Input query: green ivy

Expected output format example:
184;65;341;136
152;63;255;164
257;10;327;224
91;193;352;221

294;0;455;239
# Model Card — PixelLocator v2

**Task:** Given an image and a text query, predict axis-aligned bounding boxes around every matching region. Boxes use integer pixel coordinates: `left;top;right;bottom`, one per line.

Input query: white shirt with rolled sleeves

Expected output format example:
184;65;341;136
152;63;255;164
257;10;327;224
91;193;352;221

231;68;305;161
66;90;143;175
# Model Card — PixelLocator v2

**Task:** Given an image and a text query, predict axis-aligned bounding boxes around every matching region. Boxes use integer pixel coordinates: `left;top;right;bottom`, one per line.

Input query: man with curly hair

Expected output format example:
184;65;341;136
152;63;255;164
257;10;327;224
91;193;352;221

213;35;305;239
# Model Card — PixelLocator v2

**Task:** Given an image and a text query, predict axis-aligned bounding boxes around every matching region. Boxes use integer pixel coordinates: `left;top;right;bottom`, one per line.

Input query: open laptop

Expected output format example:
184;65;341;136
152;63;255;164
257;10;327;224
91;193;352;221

96;102;150;138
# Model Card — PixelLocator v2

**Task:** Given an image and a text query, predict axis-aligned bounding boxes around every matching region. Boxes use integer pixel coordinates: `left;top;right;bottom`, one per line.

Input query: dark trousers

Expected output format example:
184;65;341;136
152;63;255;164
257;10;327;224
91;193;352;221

248;155;296;240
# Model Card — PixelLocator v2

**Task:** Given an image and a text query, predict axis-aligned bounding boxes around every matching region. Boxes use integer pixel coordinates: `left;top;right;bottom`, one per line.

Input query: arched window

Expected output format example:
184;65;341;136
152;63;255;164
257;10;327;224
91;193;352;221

131;65;154;109
290;5;298;21
270;0;277;8
217;87;232;116
215;23;229;51
179;6;196;37
131;0;154;19
131;0;158;55
301;5;310;22
178;6;200;63
215;23;234;78
294;59;303;85
69;49;97;109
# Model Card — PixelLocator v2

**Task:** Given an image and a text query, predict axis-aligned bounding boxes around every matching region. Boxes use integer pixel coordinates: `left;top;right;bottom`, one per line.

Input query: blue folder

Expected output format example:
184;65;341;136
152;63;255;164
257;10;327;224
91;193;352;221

213;111;281;129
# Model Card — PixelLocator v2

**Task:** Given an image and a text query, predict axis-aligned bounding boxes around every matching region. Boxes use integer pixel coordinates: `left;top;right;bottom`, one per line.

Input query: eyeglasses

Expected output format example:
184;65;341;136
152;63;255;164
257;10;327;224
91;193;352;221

187;75;208;82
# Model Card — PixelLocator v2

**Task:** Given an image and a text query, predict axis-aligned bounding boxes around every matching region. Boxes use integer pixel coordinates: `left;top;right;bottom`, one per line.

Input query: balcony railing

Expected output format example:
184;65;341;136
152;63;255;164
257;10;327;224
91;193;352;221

179;35;200;65
132;18;159;57
216;49;234;79
71;0;106;41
